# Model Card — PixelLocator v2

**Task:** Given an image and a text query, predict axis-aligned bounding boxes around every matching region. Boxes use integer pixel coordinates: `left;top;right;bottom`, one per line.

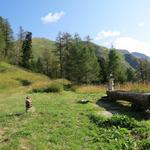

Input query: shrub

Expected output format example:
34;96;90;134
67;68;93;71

44;83;63;93
21;79;31;86
89;114;138;129
138;139;150;150
131;126;150;140
33;82;63;93
15;78;32;86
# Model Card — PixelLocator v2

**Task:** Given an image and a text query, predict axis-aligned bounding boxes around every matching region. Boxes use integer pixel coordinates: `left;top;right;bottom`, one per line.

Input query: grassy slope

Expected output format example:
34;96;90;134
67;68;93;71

0;62;150;149
0;62;51;93
32;38;55;60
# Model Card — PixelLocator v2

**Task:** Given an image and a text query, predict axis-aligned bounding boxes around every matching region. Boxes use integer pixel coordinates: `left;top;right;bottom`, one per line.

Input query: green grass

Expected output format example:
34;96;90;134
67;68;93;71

32;38;55;60
0;91;103;150
0;62;51;93
0;62;150;150
1;91;150;150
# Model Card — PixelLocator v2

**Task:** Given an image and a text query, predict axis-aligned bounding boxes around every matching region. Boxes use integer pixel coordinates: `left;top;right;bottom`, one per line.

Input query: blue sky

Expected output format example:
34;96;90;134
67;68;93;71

0;0;150;56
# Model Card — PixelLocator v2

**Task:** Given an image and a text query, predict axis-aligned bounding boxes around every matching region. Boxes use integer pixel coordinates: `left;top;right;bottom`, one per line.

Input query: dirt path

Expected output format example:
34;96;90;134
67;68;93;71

96;96;150;120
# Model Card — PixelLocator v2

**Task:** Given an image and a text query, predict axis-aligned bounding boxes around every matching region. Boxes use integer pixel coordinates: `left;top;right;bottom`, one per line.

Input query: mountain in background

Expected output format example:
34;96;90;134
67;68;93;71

32;38;149;70
132;52;150;61
117;49;139;69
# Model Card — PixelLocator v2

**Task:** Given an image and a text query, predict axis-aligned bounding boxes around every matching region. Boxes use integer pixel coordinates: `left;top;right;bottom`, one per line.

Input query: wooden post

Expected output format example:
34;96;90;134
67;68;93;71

108;74;114;91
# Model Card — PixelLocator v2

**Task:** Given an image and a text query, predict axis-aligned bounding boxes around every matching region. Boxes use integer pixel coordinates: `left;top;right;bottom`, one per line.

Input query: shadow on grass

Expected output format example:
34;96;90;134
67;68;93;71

96;97;150;120
0;112;26;120
15;78;32;86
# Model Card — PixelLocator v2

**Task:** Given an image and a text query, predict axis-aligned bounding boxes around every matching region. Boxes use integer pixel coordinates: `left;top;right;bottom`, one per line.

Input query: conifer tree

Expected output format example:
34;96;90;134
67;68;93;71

0;17;5;60
21;32;32;68
65;33;82;82
0;17;14;61
126;67;135;82
79;44;100;83
55;32;64;78
98;57;108;83
108;48;126;83
36;57;44;73
3;19;14;59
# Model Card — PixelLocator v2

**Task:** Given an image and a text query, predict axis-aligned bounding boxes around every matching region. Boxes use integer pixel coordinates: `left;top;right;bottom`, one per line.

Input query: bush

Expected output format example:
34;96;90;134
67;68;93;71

44;83;63;92
33;82;63;93
131;125;150;140
21;79;31;86
138;139;150;150
15;78;32;86
89;114;138;129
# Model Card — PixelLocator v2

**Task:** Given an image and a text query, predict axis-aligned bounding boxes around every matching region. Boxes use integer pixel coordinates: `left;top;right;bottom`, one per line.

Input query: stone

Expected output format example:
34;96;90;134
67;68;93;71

25;96;32;112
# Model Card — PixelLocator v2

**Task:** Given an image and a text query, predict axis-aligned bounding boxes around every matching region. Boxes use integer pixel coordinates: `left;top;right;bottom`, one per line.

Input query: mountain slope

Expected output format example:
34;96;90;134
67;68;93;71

0;62;51;92
132;52;150;61
32;38;55;60
32;38;150;70
117;49;139;69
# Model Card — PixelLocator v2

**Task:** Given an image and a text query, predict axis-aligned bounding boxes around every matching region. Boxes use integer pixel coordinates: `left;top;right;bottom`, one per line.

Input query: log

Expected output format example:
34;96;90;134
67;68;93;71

106;90;150;110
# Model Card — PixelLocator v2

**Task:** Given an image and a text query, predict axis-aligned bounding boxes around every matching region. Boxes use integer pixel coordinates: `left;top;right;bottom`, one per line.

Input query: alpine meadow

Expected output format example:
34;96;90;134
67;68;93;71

0;0;150;150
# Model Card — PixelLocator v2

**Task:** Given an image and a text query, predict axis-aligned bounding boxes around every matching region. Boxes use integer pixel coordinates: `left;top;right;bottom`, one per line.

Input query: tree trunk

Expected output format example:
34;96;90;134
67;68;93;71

107;90;150;110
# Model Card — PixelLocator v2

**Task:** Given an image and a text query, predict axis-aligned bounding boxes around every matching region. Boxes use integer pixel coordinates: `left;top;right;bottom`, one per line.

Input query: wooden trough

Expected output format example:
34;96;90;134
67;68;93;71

106;90;150;111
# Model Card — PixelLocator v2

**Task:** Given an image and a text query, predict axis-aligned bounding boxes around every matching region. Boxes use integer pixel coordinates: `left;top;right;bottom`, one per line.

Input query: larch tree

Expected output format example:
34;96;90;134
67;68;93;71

108;48;126;83
55;32;64;78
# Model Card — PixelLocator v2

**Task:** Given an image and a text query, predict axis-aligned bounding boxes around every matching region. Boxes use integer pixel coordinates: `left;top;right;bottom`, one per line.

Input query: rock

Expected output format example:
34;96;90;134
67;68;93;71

78;99;89;104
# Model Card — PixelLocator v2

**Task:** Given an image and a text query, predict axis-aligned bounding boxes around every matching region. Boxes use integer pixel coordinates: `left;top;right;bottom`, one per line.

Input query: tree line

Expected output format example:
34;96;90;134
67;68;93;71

0;16;149;84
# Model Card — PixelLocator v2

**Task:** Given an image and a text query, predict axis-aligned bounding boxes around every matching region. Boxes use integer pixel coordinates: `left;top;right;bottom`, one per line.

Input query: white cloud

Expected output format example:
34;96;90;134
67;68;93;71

114;37;150;56
95;30;150;56
41;11;65;24
138;22;145;27
95;30;121;41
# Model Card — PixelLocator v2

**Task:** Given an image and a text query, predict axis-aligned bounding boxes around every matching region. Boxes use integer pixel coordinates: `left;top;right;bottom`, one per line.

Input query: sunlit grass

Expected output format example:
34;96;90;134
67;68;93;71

0;62;51;92
73;85;107;94
116;82;150;93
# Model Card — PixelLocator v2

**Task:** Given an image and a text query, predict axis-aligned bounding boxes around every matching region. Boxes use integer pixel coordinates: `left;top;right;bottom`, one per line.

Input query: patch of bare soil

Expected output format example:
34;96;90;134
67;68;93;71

0;128;5;135
0;128;9;144
97;110;113;117
20;138;31;150
96;96;132;115
96;96;150;120
0;128;6;140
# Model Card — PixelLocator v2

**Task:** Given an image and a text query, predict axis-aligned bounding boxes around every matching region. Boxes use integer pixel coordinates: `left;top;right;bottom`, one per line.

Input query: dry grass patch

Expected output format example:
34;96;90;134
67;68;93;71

74;85;107;93
0;128;5;136
115;83;150;92
20;138;31;150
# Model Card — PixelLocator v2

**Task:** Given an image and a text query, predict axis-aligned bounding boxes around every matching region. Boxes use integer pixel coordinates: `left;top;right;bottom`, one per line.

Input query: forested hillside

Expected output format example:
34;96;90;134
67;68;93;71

32;38;140;70
0;16;150;84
